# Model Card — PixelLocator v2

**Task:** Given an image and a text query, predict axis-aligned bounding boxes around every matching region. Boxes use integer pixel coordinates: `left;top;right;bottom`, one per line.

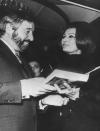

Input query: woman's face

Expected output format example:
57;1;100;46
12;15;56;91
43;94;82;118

61;28;79;54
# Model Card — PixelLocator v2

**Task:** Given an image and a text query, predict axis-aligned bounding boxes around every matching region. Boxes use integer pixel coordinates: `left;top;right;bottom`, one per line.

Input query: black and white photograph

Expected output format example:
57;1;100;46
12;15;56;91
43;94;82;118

0;0;100;131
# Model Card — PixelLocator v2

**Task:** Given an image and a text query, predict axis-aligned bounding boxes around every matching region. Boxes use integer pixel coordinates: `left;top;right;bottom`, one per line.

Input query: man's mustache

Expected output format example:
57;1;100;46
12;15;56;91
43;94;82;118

19;40;30;47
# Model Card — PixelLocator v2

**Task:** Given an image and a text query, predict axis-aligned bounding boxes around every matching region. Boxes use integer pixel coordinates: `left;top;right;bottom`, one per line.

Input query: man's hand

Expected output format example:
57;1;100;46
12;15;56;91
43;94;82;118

41;95;69;106
21;77;56;98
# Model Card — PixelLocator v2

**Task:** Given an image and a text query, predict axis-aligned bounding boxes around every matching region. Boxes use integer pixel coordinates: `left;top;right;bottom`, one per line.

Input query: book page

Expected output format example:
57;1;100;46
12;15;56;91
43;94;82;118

45;69;89;83
85;66;100;74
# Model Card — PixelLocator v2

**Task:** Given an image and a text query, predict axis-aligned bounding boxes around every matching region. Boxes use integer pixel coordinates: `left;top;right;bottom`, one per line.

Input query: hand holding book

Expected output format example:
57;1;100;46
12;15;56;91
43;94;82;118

45;66;100;101
54;82;80;101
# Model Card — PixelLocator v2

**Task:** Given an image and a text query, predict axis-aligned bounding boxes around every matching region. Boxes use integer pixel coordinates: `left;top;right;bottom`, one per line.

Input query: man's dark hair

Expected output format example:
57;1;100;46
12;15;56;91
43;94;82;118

0;11;34;36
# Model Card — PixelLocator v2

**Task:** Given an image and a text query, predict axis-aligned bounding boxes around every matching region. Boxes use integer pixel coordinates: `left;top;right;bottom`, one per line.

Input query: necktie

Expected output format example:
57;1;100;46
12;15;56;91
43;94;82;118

15;51;32;78
15;51;22;63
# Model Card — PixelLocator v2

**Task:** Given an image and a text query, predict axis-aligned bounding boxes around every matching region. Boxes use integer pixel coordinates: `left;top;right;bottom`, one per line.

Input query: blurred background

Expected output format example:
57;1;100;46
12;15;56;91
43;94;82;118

0;0;100;68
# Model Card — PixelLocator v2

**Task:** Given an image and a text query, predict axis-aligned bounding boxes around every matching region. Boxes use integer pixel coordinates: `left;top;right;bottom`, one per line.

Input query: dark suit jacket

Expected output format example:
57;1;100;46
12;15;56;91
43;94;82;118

0;40;37;131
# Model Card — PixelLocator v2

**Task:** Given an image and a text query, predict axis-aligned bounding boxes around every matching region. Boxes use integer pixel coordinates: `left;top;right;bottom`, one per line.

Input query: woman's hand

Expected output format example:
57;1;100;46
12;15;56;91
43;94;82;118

54;83;80;100
67;87;80;100
41;95;69;106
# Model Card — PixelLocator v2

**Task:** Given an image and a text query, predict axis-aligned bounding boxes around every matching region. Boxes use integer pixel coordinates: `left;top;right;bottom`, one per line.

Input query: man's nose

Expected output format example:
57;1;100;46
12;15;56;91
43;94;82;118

28;32;34;41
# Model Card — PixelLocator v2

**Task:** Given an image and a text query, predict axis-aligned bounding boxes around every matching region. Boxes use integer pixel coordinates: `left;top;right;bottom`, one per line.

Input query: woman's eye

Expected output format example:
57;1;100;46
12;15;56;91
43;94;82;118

69;35;75;38
62;35;75;39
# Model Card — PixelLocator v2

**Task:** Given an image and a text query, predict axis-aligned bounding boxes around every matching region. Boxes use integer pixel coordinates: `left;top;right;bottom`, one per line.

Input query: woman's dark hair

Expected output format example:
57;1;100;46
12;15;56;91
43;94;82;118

63;22;96;55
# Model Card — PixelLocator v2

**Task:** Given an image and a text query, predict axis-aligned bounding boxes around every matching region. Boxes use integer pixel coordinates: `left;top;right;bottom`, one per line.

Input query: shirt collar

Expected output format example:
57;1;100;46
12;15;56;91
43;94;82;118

0;38;16;55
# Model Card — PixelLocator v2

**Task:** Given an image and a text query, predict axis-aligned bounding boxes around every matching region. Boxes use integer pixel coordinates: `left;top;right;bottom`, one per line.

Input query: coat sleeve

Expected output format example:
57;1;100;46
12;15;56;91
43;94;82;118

0;81;22;103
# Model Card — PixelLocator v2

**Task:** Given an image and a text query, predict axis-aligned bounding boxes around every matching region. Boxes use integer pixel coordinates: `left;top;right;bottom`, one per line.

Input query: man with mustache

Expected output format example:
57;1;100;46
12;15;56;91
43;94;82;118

0;11;69;131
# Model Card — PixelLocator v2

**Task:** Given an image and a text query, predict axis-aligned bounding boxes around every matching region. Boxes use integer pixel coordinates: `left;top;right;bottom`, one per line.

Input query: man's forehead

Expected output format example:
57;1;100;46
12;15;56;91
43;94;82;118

20;20;35;31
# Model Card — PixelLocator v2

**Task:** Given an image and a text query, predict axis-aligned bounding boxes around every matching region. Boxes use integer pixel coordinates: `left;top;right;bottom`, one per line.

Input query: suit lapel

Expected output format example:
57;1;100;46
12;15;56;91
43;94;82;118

0;40;20;65
0;40;32;78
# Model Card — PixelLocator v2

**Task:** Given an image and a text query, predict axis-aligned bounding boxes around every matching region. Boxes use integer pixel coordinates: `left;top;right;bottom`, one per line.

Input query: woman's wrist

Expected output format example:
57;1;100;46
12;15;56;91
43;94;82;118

39;99;48;110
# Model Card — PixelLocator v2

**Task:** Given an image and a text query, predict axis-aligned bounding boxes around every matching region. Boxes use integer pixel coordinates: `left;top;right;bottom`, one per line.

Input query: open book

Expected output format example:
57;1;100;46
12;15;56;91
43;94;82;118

45;66;100;87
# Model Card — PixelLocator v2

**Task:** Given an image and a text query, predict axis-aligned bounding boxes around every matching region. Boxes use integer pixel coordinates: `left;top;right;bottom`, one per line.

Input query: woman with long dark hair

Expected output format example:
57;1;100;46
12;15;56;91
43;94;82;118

57;22;100;131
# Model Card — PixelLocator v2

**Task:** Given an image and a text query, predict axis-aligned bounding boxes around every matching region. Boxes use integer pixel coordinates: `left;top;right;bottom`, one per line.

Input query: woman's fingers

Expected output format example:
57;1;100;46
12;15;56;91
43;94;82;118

54;84;72;94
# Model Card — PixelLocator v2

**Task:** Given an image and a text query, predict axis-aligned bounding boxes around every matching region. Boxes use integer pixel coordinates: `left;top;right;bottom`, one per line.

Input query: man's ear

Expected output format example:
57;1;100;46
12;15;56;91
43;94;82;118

5;23;14;35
